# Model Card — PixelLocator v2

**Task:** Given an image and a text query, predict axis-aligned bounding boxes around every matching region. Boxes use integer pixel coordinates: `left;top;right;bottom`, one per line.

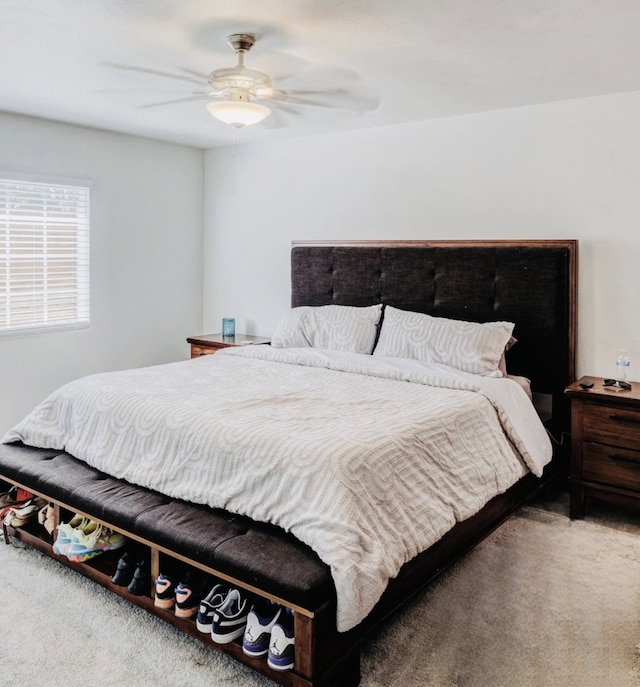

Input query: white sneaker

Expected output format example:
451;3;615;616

242;599;282;657
210;588;249;644
267;607;295;671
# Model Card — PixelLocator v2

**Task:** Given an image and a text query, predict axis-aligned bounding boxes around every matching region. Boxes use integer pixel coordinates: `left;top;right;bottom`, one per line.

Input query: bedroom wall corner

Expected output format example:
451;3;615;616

0;112;205;433
202;90;640;380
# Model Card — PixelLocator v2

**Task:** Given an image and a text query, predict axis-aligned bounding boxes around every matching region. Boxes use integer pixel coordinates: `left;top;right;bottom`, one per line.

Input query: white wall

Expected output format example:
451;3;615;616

0;112;204;432
204;89;640;381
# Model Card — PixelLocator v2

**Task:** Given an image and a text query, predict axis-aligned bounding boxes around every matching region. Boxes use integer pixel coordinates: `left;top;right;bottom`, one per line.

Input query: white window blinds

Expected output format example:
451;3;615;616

0;175;91;336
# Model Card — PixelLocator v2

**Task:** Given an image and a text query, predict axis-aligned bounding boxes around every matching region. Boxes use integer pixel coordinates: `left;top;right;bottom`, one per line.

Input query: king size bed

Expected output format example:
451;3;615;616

0;239;577;686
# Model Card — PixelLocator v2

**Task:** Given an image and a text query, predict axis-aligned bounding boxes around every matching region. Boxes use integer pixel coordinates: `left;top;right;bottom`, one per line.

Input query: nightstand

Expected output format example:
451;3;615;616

566;376;640;519
186;333;270;358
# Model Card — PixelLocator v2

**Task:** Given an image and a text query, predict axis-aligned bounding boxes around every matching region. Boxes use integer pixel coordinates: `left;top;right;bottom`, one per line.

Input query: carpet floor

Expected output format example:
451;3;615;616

1;486;640;687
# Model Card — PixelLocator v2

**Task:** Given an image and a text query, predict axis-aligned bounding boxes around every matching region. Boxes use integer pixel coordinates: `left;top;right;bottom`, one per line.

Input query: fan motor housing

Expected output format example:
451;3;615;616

208;33;272;97
207;67;271;96
227;33;255;53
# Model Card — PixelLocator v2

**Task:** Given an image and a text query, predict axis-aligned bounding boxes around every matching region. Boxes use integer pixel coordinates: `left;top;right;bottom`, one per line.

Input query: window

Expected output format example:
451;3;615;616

0;174;90;336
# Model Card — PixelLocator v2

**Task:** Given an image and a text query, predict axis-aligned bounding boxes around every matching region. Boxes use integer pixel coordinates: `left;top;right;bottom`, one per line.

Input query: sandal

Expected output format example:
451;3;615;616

3;497;47;528
0;486;18;509
0;487;36;521
37;502;56;535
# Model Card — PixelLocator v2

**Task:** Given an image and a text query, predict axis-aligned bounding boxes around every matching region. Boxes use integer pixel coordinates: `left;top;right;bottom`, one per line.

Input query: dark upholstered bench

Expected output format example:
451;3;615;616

0;442;333;611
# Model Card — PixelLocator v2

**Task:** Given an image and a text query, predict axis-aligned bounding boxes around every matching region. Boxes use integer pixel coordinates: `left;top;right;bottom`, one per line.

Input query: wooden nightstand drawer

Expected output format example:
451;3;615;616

187;333;271;359
190;345;217;357
566;376;640;519
583;441;640;491
582;403;640;451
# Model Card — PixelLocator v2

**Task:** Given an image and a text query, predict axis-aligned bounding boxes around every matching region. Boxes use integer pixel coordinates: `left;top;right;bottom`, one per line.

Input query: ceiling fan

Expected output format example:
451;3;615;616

104;33;378;129
205;33;275;127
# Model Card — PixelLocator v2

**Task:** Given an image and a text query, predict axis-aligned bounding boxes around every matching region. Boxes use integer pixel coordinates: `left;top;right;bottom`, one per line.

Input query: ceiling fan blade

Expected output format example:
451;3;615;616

270;94;334;109
276;88;344;96
139;94;214;109
96;88;204;95
268;88;379;113
327;92;380;112
100;61;205;86
249;51;314;84
177;67;209;81
275;62;362;89
260;108;292;129
268;102;304;117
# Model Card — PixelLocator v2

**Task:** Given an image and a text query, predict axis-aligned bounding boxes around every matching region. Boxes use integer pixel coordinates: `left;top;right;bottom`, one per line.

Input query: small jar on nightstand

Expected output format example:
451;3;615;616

566;376;640;519
186;333;271;359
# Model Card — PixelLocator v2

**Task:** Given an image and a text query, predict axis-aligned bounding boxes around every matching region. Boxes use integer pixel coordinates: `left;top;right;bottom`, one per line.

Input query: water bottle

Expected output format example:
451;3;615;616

616;349;630;382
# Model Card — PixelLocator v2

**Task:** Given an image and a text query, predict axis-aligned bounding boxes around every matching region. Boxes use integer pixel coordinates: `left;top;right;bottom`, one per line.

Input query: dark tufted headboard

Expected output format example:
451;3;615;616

291;240;577;439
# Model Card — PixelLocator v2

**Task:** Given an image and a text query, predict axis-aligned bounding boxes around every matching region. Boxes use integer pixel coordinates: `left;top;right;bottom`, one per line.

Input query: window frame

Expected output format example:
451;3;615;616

0;171;92;338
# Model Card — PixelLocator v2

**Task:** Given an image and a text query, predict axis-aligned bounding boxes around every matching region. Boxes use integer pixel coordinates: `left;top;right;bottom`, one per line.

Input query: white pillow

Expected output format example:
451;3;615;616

373;306;515;376
271;304;383;354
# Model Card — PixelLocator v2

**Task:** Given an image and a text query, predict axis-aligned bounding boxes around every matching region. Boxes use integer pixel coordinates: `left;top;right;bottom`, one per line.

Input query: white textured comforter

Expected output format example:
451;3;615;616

2;346;552;631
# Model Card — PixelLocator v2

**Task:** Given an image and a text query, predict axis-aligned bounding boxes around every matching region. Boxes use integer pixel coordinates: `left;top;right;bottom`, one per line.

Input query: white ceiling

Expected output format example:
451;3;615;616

2;1;640;149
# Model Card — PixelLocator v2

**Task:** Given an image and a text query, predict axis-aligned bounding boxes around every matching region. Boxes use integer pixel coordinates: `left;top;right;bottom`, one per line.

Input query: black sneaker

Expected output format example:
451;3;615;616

196;583;228;633
111;551;136;586
127;559;150;596
211;588;249;644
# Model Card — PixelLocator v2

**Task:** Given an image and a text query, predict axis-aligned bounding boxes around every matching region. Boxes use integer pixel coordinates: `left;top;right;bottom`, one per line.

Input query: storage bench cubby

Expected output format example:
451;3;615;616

0;444;360;687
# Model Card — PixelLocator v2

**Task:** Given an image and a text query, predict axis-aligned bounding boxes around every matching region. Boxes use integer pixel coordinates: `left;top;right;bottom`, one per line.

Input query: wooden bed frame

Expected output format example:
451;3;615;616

1;239;577;687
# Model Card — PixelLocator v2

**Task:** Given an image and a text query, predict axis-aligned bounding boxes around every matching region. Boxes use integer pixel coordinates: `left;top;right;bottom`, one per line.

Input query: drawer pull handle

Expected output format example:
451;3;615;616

609;413;640;425
609;453;640;465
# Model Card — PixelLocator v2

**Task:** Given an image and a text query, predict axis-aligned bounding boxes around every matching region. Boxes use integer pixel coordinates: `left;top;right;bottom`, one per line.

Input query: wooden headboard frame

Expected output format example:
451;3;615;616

291;239;577;441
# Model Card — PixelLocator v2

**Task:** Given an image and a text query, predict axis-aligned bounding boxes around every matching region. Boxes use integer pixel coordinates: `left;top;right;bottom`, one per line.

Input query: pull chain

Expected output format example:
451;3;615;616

231;127;240;197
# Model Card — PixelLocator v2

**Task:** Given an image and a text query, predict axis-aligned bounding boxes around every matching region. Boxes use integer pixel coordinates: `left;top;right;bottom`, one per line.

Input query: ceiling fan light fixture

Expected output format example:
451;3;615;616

206;99;271;128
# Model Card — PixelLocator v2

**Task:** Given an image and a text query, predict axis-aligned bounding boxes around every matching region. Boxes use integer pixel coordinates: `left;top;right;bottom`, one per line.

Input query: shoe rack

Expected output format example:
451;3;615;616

0;480;359;687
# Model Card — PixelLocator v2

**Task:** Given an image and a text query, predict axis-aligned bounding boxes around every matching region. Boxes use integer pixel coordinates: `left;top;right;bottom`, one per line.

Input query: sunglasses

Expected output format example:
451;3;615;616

603;378;632;390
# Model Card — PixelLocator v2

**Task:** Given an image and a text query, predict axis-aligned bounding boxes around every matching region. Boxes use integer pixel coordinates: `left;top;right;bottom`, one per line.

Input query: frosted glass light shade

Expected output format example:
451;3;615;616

206;100;271;128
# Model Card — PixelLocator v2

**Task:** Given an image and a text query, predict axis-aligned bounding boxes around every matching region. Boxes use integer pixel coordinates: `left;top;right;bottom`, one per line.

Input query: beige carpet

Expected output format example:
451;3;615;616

1;488;640;687
363;491;640;687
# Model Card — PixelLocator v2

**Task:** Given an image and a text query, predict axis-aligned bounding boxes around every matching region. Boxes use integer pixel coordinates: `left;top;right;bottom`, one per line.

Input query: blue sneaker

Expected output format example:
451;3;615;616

242;599;282;657
66;522;125;563
196;583;228;633
52;514;90;556
267;607;295;671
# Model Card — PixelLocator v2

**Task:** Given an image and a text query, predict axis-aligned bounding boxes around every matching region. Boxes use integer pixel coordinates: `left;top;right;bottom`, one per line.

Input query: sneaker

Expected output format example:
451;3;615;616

242;599;282;657
267;607;295;672
174;570;211;619
211;588;250;644
154;573;176;610
66;522;126;563
52;514;91;556
111;550;136;587
196;583;228;633
126;558;150;596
